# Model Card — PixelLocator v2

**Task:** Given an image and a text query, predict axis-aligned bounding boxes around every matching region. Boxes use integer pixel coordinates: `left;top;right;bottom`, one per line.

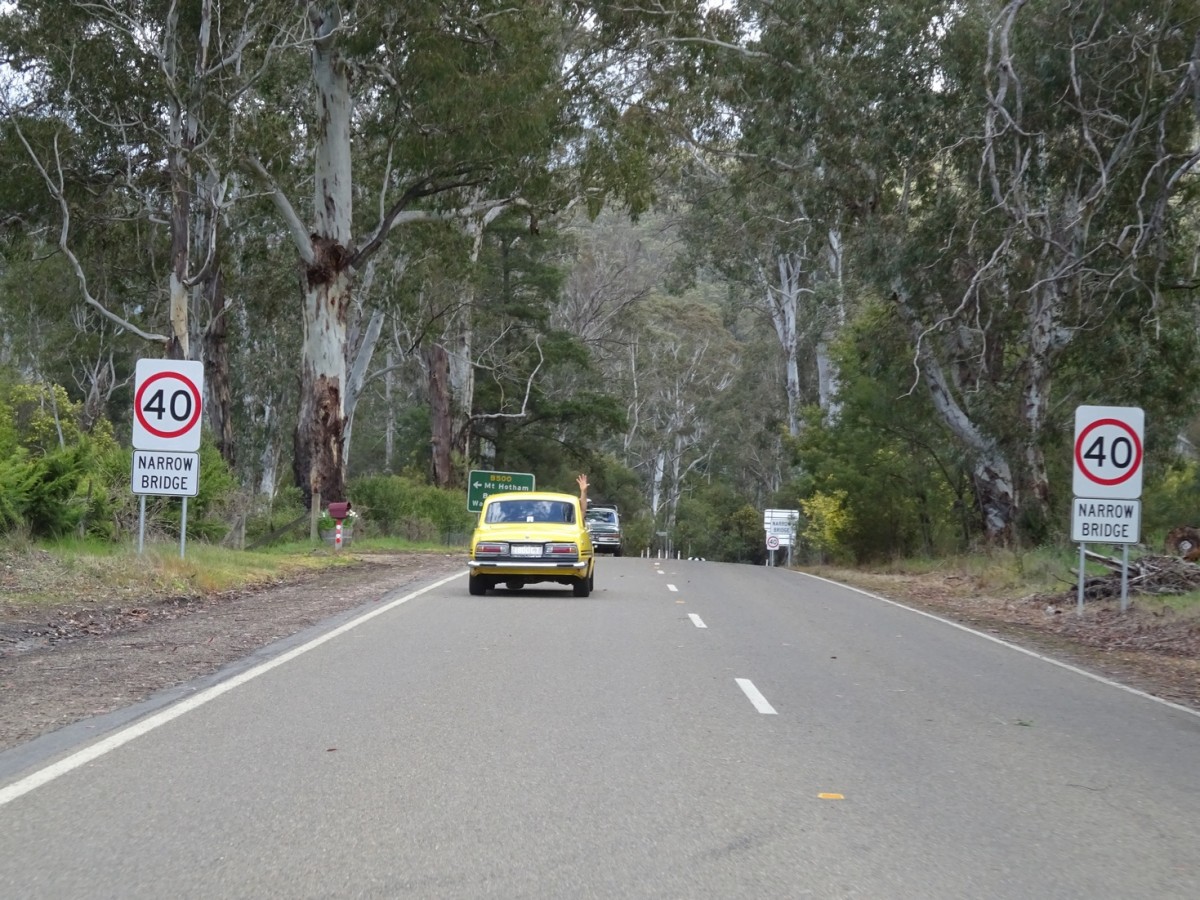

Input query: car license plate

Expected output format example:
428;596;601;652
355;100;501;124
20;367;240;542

511;544;542;557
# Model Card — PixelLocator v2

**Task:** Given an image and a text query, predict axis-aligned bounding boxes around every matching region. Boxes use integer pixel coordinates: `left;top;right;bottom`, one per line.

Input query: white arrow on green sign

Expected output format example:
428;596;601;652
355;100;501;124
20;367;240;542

467;469;536;512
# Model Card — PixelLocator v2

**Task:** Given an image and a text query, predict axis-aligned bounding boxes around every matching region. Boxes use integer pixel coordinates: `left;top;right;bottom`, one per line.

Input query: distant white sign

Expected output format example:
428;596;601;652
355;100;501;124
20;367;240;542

1071;498;1140;544
131;451;200;497
763;508;800;547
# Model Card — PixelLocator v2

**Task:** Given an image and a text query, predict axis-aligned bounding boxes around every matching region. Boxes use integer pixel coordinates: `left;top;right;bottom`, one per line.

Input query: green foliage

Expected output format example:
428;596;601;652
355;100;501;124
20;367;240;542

7;381;87;453
22;441;94;538
799;491;851;563
1142;461;1200;547
0;375;240;541
242;486;309;546
673;485;766;564
786;304;969;561
0;449;36;532
349;475;477;542
573;455;646;521
618;511;654;557
724;504;768;564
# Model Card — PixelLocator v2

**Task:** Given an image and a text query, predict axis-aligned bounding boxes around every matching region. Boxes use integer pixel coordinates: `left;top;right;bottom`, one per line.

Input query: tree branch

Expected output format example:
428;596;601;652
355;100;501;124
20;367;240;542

244;156;316;265
3;105;169;346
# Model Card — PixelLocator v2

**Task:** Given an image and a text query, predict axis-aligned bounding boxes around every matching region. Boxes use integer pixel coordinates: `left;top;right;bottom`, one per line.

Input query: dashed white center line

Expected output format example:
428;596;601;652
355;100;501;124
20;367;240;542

735;678;777;715
667;584;678;592
688;613;707;629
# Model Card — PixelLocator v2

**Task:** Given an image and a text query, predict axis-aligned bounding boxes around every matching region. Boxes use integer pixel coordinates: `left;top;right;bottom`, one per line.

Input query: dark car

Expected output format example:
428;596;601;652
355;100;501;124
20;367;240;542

585;505;623;556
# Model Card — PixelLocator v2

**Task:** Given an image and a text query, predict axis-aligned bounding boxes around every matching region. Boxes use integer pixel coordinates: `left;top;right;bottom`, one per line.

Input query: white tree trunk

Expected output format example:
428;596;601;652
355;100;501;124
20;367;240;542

817;227;845;421
895;284;1016;541
765;252;803;437
446;293;476;467
651;450;665;518
292;5;355;504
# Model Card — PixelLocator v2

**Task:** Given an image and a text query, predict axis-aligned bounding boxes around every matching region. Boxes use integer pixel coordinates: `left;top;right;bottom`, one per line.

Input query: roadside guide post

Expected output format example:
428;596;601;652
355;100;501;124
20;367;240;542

131;359;204;558
1071;405;1144;614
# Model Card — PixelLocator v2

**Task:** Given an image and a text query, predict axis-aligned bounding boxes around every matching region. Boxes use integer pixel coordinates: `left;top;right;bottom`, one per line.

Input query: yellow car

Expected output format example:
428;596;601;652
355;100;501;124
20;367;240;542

468;491;595;596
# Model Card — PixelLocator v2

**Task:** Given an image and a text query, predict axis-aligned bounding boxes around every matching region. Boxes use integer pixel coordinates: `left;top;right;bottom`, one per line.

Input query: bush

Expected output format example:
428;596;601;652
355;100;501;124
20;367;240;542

0;449;35;532
800;490;852;563
349;475;476;543
23;442;94;538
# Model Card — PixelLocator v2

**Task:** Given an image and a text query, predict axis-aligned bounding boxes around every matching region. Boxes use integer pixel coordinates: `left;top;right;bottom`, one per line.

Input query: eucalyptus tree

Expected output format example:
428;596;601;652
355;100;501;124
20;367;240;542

245;1;689;504
0;0;286;467
882;0;1200;541
675;160;838;437
668;0;1200;544
615;294;738;534
652;0;944;439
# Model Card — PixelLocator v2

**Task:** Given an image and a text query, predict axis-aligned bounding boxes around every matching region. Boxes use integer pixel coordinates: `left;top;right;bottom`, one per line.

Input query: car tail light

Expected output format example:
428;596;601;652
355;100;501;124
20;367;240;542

475;542;509;557
543;542;579;558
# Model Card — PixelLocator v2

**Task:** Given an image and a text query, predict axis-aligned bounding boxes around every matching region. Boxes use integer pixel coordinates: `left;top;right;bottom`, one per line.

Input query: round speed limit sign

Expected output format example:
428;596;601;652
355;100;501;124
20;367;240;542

1072;405;1144;500
766;534;780;550
132;359;205;451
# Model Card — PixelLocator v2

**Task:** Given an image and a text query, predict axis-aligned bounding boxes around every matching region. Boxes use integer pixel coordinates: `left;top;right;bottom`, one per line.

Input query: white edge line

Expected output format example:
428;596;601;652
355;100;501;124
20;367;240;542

0;570;468;808
735;678;777;714
796;571;1200;720
688;613;707;629
667;584;678;592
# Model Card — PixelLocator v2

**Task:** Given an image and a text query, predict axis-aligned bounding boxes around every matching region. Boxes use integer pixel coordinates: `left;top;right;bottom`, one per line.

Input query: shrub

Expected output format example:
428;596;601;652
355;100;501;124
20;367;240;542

349;475;476;542
800;490;852;563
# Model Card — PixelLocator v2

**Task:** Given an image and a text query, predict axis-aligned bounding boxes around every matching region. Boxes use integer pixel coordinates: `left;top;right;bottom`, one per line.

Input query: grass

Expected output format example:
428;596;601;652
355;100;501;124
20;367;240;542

0;534;464;610
823;547;1083;595
803;545;1200;614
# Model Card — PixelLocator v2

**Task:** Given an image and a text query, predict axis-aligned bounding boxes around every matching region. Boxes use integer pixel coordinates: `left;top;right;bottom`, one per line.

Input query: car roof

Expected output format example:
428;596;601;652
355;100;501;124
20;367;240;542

482;491;578;505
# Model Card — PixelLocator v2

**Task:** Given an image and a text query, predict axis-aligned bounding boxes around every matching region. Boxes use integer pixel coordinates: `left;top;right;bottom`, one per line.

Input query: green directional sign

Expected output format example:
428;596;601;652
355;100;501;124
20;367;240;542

467;469;536;512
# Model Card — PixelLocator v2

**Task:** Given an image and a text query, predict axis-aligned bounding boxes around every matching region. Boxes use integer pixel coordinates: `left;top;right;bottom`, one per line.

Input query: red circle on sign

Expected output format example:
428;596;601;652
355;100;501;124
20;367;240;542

1074;418;1143;486
134;371;203;439
766;535;780;549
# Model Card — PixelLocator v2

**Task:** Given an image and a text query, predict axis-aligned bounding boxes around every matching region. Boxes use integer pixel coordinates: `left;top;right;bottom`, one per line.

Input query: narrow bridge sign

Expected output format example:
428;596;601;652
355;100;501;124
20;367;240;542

1071;499;1140;544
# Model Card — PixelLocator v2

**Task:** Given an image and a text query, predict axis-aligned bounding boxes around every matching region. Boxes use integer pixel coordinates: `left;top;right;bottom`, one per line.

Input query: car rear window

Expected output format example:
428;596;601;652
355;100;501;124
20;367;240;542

486;500;576;524
586;510;616;525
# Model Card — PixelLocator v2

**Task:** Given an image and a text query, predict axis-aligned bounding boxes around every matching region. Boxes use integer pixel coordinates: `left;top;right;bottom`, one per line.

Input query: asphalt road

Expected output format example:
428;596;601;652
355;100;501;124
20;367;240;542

1;558;1198;899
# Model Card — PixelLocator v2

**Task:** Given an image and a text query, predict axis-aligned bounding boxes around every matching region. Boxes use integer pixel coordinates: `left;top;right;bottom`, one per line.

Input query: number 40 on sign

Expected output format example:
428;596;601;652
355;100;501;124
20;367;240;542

132;359;205;452
1072;405;1144;501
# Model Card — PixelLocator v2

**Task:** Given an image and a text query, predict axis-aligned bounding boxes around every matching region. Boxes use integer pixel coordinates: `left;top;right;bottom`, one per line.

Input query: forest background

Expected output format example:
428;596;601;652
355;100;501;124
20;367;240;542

2;0;1200;567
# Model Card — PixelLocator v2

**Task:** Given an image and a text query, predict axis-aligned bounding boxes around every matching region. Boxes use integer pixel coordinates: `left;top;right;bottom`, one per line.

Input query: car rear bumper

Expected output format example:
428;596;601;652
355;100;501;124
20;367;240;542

469;560;589;574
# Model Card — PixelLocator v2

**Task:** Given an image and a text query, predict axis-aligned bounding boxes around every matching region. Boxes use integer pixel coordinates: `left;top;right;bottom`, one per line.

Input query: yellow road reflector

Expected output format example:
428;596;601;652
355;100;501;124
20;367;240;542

818;793;844;800
675;600;685;604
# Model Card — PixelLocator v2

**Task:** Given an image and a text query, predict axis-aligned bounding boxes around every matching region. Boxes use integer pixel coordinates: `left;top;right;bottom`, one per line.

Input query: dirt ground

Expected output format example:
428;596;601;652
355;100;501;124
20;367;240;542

1;552;1198;756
